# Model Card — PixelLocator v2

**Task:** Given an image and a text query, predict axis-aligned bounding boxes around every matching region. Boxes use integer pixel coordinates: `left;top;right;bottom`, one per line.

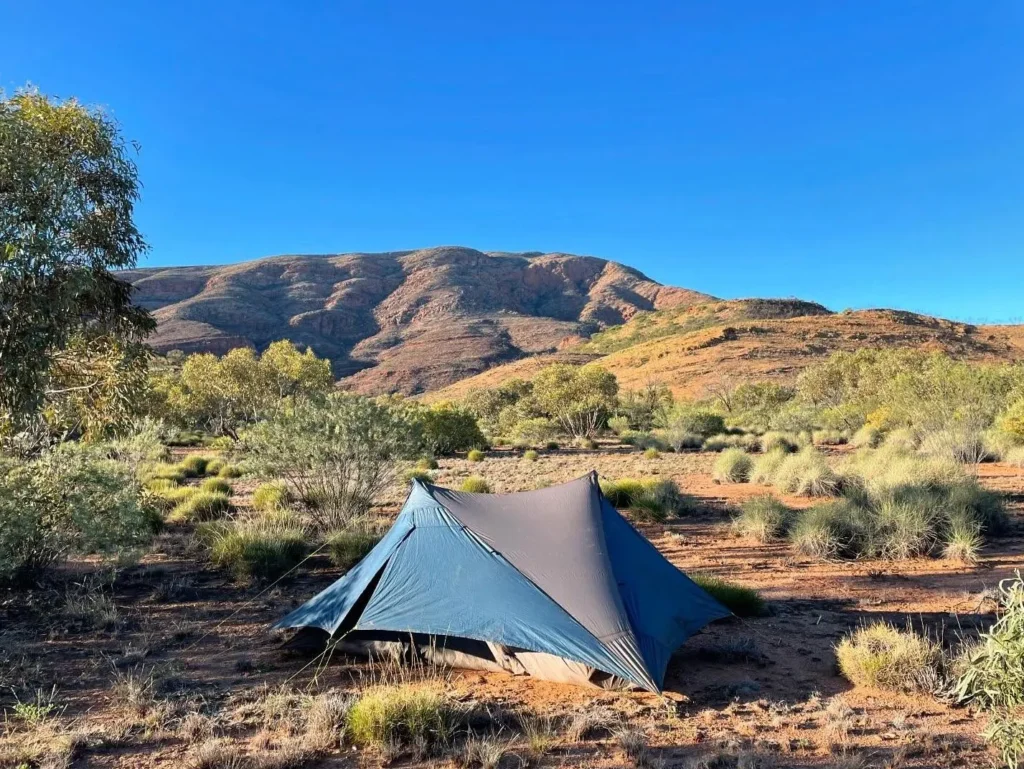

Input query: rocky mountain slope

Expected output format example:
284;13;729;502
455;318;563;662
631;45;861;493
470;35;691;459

428;300;1024;401
121;247;710;394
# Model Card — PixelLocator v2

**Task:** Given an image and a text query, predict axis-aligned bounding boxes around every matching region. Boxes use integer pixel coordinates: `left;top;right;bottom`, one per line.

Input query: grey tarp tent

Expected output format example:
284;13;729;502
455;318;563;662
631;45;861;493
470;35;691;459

274;472;729;692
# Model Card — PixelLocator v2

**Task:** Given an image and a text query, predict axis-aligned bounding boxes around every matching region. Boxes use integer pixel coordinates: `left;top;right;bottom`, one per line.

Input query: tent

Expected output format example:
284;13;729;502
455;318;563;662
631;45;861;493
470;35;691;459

274;472;729;693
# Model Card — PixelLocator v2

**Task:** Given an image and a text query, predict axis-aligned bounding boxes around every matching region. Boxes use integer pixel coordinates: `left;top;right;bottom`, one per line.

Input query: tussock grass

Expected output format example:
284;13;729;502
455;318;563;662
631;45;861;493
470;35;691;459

773;447;840;496
179;455;213;478
789;499;870;559
252;482;290;512
523;449;539;462
202;519;307;582
327;528;382;571
733;495;792;542
884;428;918;452
141;463;187;485
600;477;691;522
812;429;846;446
466;449;485;462
642;447;660;460
702;432;760;453
712;448;753;483
169;491;231;523
1004;445;1024;468
200;478;232;495
403;468;434;484
460;476;491;493
760;431;799;454
836;623;942;693
850;425;882;449
205;458;227;476
345;684;458;755
690;573;766;617
750;447;789;485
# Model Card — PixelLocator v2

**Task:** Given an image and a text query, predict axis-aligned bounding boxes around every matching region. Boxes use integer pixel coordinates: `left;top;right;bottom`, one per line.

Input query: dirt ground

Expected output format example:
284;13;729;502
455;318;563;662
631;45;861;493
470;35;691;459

2;446;1021;769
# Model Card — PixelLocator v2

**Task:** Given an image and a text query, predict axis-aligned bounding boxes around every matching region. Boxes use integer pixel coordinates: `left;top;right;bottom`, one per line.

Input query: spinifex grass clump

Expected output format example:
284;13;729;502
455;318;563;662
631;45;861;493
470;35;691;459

346;684;459;756
200;517;307;582
252;481;290;512
712;448;753;483
600;477;691;522
836;623;943;693
689;573;766;617
460;476;490;493
772;447;840;497
328;527;383;571
169;491;231;523
733;495;792;543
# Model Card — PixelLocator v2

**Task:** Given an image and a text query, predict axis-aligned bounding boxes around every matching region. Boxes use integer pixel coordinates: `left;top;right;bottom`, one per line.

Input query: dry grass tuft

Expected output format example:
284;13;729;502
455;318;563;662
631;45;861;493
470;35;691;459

836;623;943;693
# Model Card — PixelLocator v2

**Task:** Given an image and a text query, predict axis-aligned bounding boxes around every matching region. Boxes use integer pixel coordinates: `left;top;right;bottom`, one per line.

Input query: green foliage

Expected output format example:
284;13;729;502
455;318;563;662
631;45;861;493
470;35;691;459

953;573;1024;710
523;449;539;462
998;397;1024;441
200;477;232;495
460;476;491;493
169;490;230;523
723;382;796;432
0;447;158;584
712;448;753;483
836;623;943;693
812;429;846;446
790;499;871;559
151;341;333;436
689;573;766;617
750;447;789;485
658;403;726;444
202;518;307;582
734;495;792;542
217;463;241;478
643;446;660;459
416;456;439;471
531;364;618;439
252;481;290;512
346;685;458;754
616;383;673;431
241;393;418;530
462;378;534;435
467;448;485;462
607;415;630;435
140;462;186;485
406;400;485;456
599;477;688;522
772;447;839;496
702;432;759;452
1;88;153;437
984;708;1024;769
178;454;211;477
759;431;799;453
509;416;559;446
327;527;382;571
403;467;434;484
205;457;227;476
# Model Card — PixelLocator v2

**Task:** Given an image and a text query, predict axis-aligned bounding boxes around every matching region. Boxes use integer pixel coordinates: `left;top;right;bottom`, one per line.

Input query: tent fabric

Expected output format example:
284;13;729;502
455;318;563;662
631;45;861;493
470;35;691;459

274;472;730;692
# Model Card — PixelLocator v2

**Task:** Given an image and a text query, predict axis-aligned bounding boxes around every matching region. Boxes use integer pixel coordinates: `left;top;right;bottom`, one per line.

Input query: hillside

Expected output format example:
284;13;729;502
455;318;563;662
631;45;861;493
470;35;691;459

428;301;1024;401
121;247;710;394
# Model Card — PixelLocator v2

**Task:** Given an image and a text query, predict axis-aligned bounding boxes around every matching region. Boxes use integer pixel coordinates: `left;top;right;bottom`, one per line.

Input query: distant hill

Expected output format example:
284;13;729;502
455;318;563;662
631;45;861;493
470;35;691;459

121;246;710;394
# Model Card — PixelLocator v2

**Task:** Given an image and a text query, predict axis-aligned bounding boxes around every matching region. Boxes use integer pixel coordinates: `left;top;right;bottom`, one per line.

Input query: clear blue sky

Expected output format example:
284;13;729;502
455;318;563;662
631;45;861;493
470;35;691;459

4;2;1023;322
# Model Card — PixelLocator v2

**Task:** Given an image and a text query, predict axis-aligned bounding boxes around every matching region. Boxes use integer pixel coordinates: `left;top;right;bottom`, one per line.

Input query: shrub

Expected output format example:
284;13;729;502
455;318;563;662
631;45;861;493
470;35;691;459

660;430;703;452
179;454;212;477
327;528;382;571
531;363;619;439
169;491;230;523
984;708;1024;769
607;415;630;435
812;429;846;446
600;478;689;522
205;457;227;476
773;447;839;496
873;495;939;559
416;456;439;471
0;449;158;584
252;481;290;512
690;573;766;617
403;468;434;484
884;428;919;452
760;431;798;454
346;685;458;754
712;448;753;483
750;447;789;485
523;449;539;462
643;447;660;460
140;463;186;485
919;427;987;464
409;401;486;456
200;478;232;495
1006;446;1024;468
997;397;1024;441
544;440;559;451
953;572;1024;709
510;417;560;446
240;394;418;530
467;449;485;462
734;495;792;542
850;425;882;449
204;519;307;582
217;464;241;478
660;404;726;439
836;623;942;693
460;476;491;493
790;499;872;559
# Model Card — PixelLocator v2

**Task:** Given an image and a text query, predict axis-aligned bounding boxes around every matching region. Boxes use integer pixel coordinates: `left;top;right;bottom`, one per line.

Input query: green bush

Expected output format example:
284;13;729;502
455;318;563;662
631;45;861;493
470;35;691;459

760;431;799;454
661;405;726;439
510;417;560;446
205;457;227;476
607;415;631;435
750;447;789;485
466;449;485;462
146;483;196;511
140;463;186;485
712;448;753;483
217;463;241;478
919;427;987;464
410;401;486;456
884;428;919;452
600;477;690;522
252;481;290;512
984;709;1024;769
997;397;1024;442
703;432;760;453
643;447;660;460
327;528;382;571
460;476;491;493
773;447;839;496
0;449;159;584
416;456;439;471
733;495;792;542
689;573;766;617
836;623;943;693
200;478;232;495
240;393;418;530
204;519;307;582
178;454;213;478
544;441;560;451
403;468;434;484
523;449;539;462
1006;446;1024;468
346;684;458;754
169;491;231;523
